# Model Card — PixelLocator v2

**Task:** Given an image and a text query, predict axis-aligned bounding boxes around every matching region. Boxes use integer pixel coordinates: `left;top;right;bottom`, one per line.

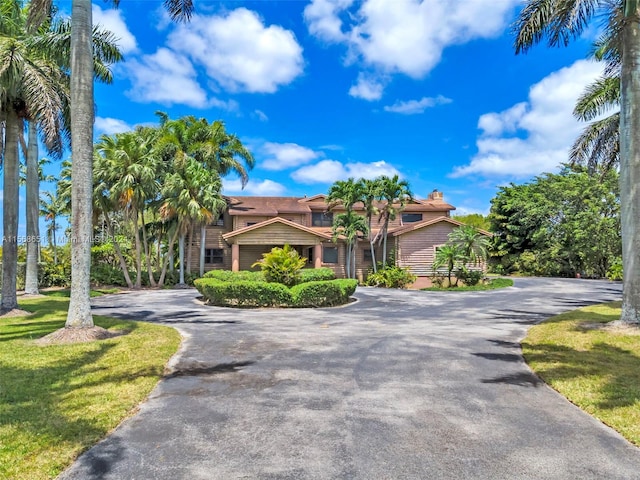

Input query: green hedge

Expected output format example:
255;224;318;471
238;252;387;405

202;270;265;282
194;277;357;308
299;268;336;283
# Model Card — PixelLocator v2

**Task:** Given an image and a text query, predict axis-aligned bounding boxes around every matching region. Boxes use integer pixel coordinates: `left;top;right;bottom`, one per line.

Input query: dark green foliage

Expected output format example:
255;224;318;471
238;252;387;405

365;265;417;289
39;262;70;287
489;166;620;278
194;276;356;308
290;279;357;307
252;244;306;287
90;264;128;287
453;213;490;231
299;268;336;283
203;270;264;282
455;268;484;286
606;259;623;281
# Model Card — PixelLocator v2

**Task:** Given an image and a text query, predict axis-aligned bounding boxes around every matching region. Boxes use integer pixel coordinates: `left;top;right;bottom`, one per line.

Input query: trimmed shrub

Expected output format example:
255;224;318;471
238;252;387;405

299;267;336;283
194;278;292;307
252;244;306;287
290;279;357;307
203;270;264;282
365;265;416;289
455;268;484;286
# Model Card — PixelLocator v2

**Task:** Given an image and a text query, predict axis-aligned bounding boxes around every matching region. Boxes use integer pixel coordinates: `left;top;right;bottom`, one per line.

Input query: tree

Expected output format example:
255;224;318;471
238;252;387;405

375;175;413;268
332;211;368;279
40;190;65;265
488;166;620;278
360;178;381;272
433;244;465;287
514;0;638;323
448;225;490;267
452;213;490;231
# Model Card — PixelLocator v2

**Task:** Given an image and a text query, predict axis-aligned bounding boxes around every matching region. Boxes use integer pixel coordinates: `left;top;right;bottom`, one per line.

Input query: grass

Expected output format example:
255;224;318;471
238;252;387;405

0;296;181;479
523;301;640;446
422;278;514;291
41;287;121;298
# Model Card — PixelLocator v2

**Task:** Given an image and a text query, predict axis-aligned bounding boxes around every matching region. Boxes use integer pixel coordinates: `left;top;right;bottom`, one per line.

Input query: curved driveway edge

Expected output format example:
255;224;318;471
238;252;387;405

59;278;640;480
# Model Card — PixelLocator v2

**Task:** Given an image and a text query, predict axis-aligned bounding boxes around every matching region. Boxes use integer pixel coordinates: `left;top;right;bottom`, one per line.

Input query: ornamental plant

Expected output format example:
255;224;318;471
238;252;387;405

252;244;307;287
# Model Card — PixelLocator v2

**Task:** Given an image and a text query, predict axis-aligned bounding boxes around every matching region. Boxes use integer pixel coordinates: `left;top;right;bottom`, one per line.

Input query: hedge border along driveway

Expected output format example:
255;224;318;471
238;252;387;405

60;278;640;480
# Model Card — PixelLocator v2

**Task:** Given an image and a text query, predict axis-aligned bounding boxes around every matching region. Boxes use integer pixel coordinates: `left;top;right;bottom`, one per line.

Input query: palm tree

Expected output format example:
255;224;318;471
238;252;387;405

1;0;69;312
375;175;413;268
40;190;64;265
332;211;368;279
433;244;465;287
448;225;490;267
326;178;364;213
514;0;640;324
360;178;381;273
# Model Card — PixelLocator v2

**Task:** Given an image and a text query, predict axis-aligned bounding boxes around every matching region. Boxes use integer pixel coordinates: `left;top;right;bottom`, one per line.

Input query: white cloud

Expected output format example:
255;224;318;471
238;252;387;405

261;142;320;170
95;117;132;135
451;60;604;179
384;95;452;114
167;8;304;93
223;178;286;196
92;5;138;54
125;48;208;107
348;73;385;101
291;159;400;184
305;0;518;97
253;110;268;122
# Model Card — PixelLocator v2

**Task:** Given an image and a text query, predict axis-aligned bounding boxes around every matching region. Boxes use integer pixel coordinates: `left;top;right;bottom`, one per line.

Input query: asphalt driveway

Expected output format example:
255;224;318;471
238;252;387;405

59;278;640;479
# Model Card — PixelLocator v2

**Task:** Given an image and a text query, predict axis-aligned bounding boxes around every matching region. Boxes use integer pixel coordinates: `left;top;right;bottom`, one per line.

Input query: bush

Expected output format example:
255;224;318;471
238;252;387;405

194;278;292;307
39;262;71;288
203;270;264;282
365;265;416;289
290;279;357;307
299;268;336;283
606;259;623;281
252;244;306;287
455;268;484;286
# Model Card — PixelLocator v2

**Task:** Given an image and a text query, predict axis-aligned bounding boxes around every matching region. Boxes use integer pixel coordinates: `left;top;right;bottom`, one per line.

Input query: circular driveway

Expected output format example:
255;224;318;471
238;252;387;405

59;278;640;479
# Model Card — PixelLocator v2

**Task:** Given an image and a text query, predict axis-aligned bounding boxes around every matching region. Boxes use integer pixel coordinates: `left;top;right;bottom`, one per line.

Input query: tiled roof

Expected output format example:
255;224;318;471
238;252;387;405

222;217;332;241
226;196;312;216
390;216;492;236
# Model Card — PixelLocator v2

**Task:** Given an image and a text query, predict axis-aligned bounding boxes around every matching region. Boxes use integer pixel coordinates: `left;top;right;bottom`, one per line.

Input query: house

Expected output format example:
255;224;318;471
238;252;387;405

187;190;472;278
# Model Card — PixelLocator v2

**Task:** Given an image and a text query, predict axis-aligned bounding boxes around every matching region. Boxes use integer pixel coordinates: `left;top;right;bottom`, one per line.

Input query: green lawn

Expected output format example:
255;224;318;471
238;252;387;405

523;302;640;446
422;278;514;291
0;296;180;479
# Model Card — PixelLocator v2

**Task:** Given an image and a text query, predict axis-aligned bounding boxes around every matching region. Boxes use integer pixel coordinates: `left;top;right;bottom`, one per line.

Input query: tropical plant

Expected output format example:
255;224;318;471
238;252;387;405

433;244;465;287
448;225;490;266
39;190;65;265
252;244;307;287
360;178;381;272
374;175;413;268
332;211;368;279
513;0;638;323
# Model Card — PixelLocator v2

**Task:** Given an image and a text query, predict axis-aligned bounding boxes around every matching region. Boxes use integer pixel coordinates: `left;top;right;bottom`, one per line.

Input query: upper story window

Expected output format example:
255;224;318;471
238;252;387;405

204;248;224;264
214;215;224;227
312;211;333;227
402;213;423;223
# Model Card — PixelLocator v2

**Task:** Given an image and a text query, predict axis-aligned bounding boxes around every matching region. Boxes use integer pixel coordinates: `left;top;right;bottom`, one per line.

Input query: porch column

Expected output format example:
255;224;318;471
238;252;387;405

314;243;322;269
231;243;240;272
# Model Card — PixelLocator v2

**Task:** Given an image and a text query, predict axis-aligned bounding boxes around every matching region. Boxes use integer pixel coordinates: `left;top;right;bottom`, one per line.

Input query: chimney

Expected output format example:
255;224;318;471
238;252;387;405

428;189;443;202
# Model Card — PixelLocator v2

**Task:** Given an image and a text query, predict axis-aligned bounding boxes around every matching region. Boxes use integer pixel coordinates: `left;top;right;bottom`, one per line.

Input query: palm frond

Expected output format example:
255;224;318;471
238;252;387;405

573;74;619;121
163;0;194;22
569;112;619;174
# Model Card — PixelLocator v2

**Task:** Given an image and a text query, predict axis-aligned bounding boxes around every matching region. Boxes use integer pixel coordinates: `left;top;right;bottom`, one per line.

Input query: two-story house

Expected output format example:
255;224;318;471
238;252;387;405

187;190;468;279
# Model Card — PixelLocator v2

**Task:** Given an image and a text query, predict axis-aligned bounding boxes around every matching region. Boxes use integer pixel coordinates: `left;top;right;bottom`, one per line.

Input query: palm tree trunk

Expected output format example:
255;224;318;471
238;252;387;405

132;207;142;288
52;219;58;265
158;227;180;287
25;122;40;295
1;110;20;312
382;223;389;268
186;224;194;275
140;210;156;287
101;204;133;288
178;233;186;284
619;5;640;324
66;0;94;328
199;225;206;277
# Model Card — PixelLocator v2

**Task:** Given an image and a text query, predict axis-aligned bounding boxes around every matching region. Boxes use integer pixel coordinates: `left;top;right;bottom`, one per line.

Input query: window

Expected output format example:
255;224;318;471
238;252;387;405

402;213;423;223
214;215;224;227
204;248;224;264
246;222;257;227
312;211;333;227
363;248;373;262
322;246;338;264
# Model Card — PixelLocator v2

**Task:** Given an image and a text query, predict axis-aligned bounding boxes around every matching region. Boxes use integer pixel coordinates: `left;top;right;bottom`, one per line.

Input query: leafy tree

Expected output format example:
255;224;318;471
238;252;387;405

489;166;620;278
514;0;638;323
453;213;490;231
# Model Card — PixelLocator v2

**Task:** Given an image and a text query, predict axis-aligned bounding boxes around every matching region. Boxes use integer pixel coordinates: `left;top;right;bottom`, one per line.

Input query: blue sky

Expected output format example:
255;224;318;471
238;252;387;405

6;0;610;240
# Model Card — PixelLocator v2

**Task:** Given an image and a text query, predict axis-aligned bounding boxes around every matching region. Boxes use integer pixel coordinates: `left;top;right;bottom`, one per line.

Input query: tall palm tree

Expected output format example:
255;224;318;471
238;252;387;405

360;178;381;273
24;122;40;294
40;190;64;265
1;0;69;312
375;175;413;268
514;0;640;324
332;210;368;279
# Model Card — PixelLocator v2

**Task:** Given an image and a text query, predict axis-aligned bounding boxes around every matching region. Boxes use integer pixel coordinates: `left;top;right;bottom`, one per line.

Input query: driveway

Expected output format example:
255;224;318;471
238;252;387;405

59;278;640;479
